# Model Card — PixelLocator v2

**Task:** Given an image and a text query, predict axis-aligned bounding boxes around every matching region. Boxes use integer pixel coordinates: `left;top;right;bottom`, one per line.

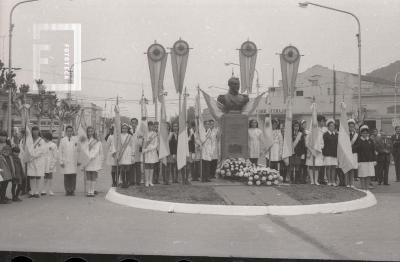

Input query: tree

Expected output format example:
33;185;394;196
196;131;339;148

32;79;47;129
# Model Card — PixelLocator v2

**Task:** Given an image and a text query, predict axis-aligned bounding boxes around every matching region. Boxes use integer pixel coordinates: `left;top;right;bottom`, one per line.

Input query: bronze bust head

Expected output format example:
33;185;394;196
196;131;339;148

217;77;249;113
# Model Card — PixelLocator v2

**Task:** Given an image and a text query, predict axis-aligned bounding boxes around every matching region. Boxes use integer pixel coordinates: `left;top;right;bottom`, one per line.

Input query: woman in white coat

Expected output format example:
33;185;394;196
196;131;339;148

248;119;263;165
83;126;103;197
142;121;159;187
59;125;80;196
26;126;47;198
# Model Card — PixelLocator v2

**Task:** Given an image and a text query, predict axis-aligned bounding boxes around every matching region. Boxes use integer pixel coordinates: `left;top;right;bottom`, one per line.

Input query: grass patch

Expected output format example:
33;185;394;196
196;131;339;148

117;184;226;205
275;184;366;205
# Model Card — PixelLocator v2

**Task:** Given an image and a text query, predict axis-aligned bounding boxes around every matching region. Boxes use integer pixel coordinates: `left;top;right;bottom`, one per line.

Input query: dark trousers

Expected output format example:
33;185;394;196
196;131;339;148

153;162;160;184
394;155;400;181
119;165;130;188
11;180;21;199
0;180;10;200
337;168;345;186
160;163;169;184
192;160;201;181
201;160;211;182
131;162;141;185
377;153;390;185
111;166;117;187
64;174;76;193
168;162;178;183
210;159;218;178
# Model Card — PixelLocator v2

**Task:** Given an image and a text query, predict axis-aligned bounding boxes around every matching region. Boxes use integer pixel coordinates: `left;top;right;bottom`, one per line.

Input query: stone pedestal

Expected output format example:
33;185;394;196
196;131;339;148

220;113;249;160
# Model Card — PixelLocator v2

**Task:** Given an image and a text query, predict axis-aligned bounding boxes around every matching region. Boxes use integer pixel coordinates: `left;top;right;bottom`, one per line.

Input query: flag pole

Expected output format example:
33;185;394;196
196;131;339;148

197;86;203;182
116;95;120;188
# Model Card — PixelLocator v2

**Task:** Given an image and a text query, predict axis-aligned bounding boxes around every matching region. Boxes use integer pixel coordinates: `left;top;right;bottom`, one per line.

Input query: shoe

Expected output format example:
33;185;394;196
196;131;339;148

34;194;40;198
28;194;35;198
149;183;154;187
12;197;22;202
346;185;351;188
86;193;91;197
368;186;374;189
350;185;356;189
333;183;338;187
315;182;320;186
49;191;54;196
41;192;47;196
70;192;75;196
94;191;98;195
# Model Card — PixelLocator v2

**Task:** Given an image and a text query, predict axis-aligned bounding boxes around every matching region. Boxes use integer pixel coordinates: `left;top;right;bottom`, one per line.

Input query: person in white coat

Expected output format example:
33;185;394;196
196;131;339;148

105;127;118;187
26;126;47;198
83;126;103;197
248;119;263;165
42;132;57;196
59;125;81;196
110;123;135;188
142;121;159;187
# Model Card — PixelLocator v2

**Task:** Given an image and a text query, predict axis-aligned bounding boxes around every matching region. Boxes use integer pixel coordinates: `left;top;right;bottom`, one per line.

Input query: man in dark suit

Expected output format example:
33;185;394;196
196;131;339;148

375;131;391;185
391;126;400;182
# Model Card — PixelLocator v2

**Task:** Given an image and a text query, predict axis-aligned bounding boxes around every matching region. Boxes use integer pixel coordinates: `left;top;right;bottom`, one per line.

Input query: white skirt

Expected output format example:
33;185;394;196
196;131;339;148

358;162;375;178
306;152;324;167
323;156;338;166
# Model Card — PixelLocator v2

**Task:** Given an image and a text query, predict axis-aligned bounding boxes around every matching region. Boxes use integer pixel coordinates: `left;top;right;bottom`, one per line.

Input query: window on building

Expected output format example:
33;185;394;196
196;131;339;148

296;90;303;96
269;87;275;92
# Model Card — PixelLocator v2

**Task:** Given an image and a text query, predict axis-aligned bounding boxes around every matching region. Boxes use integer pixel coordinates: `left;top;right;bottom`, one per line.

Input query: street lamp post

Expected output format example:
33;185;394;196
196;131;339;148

68;57;106;102
7;0;39;137
298;1;362;122
395;72;400;118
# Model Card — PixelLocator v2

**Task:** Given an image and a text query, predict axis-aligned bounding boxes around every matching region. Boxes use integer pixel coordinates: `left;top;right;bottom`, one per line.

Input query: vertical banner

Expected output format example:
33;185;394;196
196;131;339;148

147;42;168;103
239;41;258;94
338;102;357;173
177;89;189;170
282;97;293;165
114;104;122;161
159;94;170;165
171;39;190;95
280;45;300;103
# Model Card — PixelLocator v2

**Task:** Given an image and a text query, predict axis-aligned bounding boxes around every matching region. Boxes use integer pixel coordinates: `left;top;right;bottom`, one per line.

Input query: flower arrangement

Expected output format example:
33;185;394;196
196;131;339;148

216;158;283;186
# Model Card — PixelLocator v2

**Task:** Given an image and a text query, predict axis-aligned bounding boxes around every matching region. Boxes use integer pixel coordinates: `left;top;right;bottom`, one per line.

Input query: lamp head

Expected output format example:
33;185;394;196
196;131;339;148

298;2;309;8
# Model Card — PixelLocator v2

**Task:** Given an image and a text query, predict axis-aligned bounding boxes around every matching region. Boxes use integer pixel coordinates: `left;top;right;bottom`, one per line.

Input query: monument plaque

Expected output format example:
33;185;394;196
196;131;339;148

220;113;249;159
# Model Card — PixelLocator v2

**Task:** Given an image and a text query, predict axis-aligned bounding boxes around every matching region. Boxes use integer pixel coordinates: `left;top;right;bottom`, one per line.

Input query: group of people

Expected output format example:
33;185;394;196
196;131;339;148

104;117;220;188
255;115;399;191
0;125;103;204
2;111;399;204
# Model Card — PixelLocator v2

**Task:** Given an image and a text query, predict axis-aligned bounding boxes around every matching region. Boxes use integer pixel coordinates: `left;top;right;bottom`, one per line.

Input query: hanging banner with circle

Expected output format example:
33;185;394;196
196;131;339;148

239;40;258;94
171;39;190;95
280;45;300;103
147;42;168;103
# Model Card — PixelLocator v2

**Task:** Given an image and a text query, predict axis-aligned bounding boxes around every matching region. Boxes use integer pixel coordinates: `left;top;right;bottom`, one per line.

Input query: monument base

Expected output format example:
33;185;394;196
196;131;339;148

220;113;249;160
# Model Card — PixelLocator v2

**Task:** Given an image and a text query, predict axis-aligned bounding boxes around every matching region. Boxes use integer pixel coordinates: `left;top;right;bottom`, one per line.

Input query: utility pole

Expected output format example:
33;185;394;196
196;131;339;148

333;65;336;120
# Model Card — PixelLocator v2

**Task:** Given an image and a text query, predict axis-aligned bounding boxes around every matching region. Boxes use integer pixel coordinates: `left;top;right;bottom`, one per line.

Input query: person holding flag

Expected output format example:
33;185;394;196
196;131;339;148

111;123;135;188
323;119;339;186
142;121;159;187
289;120;306;184
177;89;190;184
248;119;263;165
81;126;103;197
42;132;57;196
305;104;325;185
266;119;283;171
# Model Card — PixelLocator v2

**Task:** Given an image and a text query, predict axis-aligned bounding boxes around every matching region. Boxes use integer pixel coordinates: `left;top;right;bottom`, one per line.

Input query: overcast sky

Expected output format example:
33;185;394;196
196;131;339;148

1;0;400;118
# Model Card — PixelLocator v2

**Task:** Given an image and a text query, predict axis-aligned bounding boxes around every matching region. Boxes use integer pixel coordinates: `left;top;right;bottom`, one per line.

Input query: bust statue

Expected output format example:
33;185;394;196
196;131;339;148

217;77;249;113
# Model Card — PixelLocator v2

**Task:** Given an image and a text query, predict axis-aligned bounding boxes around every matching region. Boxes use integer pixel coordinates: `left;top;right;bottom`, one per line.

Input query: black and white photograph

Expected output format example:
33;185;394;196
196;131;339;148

0;0;399;261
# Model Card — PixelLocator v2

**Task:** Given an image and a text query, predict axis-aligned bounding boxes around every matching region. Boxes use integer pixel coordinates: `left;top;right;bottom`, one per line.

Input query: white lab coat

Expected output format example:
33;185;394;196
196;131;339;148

248;128;263;158
59;136;79;174
27;137;47;177
44;141;58;174
85;138;103;172
267;130;283;162
143;131;159;164
110;133;135;165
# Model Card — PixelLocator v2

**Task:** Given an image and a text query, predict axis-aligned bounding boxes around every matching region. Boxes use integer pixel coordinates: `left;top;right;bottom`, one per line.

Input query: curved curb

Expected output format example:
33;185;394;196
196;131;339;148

105;188;377;216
